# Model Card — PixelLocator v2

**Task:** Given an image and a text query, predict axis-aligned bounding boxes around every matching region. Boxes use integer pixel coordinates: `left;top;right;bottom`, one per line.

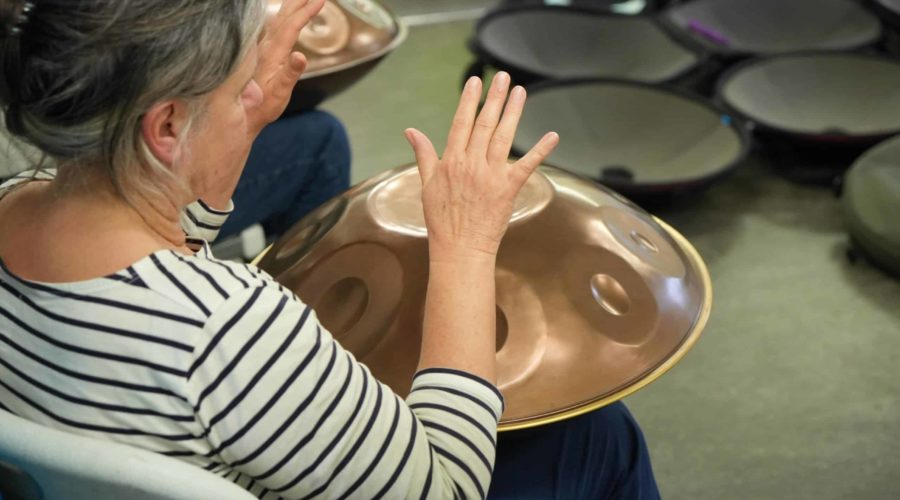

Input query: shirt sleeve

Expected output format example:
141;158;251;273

185;285;504;499
180;199;233;242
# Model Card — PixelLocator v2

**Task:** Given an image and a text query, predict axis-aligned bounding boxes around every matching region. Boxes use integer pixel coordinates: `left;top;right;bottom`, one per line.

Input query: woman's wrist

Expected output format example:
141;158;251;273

428;241;497;267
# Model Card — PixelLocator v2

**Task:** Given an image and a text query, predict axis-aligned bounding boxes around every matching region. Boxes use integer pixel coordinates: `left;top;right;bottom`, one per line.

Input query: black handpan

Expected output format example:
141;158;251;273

871;0;900;28
842;135;900;278
498;0;659;14
663;0;882;58
471;6;702;85
717;53;900;146
511;79;748;196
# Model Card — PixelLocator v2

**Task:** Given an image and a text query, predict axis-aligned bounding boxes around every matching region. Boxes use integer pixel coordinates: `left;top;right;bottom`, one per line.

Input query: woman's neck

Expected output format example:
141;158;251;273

0;165;192;283
53;164;189;249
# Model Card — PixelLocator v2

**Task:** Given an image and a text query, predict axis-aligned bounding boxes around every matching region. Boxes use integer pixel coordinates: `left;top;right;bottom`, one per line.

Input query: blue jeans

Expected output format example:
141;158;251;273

219;110;351;240
489;402;661;499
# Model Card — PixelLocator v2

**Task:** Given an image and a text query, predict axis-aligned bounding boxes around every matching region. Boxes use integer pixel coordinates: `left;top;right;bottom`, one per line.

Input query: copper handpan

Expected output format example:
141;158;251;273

257;165;712;431
266;0;407;112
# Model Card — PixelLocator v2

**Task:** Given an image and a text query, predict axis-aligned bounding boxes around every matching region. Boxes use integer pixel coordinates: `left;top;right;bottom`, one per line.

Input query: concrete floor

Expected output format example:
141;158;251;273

320;4;900;499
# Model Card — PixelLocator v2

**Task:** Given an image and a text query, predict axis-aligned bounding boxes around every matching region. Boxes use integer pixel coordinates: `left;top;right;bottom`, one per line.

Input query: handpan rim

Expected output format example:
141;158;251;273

716;51;900;141
471;4;704;84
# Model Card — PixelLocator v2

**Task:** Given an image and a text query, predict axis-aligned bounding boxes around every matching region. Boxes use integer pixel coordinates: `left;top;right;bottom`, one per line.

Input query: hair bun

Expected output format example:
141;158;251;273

1;1;33;39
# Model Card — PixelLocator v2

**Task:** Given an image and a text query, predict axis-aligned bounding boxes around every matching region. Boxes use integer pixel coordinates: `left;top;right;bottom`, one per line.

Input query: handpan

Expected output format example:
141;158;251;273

873;0;900;28
267;0;407;112
510;79;747;196
842;135;900;277
470;5;702;84
498;0;658;15
257;165;712;431
717;53;900;145
663;0;882;57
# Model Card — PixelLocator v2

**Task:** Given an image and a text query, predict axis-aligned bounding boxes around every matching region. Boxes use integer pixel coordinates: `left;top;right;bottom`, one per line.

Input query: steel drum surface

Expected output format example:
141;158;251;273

718;53;900;142
510;79;747;195
257;165;711;430
664;0;881;57
474;7;701;84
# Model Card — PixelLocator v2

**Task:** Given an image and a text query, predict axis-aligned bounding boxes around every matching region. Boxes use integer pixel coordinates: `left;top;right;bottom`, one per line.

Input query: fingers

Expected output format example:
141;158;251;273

467;72;511;156
405;128;439;183
487;85;526;165
445;77;483;155
509;132;559;189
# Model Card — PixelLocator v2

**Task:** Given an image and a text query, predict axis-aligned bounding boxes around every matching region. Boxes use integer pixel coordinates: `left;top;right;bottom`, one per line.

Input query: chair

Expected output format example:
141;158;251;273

0;410;256;500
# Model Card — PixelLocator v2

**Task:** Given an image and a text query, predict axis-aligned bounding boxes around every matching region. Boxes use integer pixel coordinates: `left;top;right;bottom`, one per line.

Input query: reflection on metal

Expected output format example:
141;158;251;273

257;165;712;431
266;0;407;111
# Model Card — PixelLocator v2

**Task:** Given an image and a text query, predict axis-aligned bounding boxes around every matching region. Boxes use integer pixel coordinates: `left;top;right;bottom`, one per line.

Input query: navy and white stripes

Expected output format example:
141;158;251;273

0;173;504;499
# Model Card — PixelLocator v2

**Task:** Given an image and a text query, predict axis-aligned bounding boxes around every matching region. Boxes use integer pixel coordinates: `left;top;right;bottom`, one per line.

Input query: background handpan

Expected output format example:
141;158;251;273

842;135;900;277
267;0;407;113
717;53;900;147
257;165;712;431
870;0;900;29
510;79;747;196
469;5;702;85
663;0;882;58
498;0;660;15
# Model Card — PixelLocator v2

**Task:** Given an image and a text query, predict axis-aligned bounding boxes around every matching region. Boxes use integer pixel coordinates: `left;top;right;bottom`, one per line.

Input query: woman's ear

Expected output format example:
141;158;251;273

140;100;191;167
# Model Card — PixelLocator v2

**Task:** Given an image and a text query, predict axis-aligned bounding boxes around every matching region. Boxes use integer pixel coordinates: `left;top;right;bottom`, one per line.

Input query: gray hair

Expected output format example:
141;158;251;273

0;0;264;204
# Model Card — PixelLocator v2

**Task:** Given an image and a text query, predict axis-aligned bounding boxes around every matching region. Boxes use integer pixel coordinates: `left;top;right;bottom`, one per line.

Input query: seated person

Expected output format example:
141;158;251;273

0;0;658;498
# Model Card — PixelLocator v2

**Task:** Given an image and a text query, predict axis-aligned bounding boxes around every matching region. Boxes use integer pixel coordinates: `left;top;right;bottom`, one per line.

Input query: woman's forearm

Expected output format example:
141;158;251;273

417;251;498;385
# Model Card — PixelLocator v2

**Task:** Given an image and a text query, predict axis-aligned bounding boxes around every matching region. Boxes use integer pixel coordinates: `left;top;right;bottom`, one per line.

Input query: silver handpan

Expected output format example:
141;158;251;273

256;165;712;431
664;0;882;57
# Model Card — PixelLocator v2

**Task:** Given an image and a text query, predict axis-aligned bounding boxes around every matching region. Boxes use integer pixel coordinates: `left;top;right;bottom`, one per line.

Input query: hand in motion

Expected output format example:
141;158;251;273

248;0;326;132
405;72;559;262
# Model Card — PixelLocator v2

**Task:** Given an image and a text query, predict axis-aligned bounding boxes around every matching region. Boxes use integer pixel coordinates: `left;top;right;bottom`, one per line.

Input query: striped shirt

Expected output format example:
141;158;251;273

0;172;504;499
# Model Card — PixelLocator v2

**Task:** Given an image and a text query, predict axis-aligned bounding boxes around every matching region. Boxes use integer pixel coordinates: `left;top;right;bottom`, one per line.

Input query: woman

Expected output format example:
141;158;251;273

0;0;658;498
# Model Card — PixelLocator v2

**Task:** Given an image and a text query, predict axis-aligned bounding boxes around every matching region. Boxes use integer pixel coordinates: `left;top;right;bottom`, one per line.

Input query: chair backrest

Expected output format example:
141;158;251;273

0;410;256;500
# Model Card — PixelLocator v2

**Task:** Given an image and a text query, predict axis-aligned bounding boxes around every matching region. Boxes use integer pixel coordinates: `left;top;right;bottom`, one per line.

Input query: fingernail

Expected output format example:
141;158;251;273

495;71;509;87
466;76;479;90
404;129;417;147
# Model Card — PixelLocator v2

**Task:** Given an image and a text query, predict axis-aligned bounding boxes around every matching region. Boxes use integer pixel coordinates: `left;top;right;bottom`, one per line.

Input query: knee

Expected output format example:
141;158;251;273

562;403;658;498
302;110;350;158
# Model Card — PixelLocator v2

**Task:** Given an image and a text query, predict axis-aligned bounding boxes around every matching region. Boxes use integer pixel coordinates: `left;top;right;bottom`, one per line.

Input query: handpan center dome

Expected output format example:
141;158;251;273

368;167;554;237
258;165;711;430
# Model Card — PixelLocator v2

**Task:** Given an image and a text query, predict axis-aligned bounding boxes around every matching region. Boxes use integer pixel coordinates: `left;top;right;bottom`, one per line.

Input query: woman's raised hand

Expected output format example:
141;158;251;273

405;72;559;263
248;0;326;132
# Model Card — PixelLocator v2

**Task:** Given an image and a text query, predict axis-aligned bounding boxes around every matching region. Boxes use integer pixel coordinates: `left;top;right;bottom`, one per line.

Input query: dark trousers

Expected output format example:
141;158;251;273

489;402;661;500
219;110;352;240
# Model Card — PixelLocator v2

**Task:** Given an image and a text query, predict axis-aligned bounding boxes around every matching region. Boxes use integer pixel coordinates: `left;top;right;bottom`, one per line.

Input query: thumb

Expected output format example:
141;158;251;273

405;128;438;184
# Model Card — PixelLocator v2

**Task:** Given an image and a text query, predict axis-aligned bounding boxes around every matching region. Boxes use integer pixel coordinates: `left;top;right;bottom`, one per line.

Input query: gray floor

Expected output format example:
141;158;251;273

320;4;900;499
